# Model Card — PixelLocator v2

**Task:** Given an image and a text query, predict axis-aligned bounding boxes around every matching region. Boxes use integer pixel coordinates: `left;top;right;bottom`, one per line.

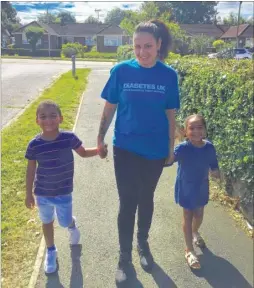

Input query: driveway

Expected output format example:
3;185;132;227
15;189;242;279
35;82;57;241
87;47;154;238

1;59;113;129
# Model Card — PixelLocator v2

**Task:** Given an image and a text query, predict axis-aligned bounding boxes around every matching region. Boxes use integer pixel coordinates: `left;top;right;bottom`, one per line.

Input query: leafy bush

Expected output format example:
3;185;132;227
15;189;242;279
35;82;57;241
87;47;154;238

81;51;116;59
167;57;253;222
117;45;134;62
90;46;97;52
212;39;226;51
61;42;87;58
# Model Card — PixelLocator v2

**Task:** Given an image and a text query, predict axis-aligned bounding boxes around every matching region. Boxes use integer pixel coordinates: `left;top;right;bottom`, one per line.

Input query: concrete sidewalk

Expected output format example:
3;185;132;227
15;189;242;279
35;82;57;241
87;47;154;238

35;68;253;288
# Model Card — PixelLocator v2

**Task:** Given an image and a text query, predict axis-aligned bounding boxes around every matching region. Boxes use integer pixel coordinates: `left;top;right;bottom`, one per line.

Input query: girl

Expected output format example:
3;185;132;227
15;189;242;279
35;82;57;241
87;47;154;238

170;114;220;269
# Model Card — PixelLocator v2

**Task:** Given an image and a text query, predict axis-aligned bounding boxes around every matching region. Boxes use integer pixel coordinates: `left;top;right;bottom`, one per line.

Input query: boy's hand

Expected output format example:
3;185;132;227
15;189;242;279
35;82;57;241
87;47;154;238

25;194;35;209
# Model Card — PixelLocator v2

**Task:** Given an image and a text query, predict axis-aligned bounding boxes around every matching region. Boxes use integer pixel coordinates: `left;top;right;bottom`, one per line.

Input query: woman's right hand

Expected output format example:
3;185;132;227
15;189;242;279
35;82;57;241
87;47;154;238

97;140;108;159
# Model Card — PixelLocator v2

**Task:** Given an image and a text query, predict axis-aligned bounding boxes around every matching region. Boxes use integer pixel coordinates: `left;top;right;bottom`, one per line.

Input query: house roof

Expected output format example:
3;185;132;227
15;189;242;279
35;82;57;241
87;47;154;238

97;25;125;35
240;25;254;38
48;23;109;36
179;24;224;38
220;24;249;38
217;25;230;33
12;21;59;35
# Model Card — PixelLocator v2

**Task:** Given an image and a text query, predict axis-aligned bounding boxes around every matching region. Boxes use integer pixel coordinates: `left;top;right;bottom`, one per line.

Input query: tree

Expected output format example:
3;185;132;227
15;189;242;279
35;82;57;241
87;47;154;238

37;12;57;24
1;1;20;32
190;34;213;55
57;11;76;25
84;15;101;24
104;8;126;25
25;26;44;53
222;12;246;25
155;1;218;24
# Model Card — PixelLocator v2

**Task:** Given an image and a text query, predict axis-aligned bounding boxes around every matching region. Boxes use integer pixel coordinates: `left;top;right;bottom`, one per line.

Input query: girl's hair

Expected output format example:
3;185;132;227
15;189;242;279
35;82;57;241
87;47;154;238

134;19;172;60
36;100;62;117
184;114;208;138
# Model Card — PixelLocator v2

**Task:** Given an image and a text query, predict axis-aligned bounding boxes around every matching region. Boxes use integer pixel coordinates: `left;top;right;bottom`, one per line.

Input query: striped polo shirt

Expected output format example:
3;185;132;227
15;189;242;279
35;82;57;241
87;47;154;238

25;131;82;196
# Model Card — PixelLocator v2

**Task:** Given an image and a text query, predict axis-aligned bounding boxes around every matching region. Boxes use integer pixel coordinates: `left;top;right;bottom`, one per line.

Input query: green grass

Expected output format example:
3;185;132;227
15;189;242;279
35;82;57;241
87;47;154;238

1;68;91;288
2;55;116;62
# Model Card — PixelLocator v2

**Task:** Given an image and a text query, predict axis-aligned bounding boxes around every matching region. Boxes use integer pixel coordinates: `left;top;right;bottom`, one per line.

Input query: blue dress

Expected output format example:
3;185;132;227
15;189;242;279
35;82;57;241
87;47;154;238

174;140;219;210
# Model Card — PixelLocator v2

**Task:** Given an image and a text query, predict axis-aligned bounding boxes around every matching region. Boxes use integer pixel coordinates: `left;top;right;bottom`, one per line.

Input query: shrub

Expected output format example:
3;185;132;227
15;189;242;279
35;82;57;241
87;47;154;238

81;51;116;59
90;46;97;52
117;45;134;62
167;57;253;223
61;42;88;58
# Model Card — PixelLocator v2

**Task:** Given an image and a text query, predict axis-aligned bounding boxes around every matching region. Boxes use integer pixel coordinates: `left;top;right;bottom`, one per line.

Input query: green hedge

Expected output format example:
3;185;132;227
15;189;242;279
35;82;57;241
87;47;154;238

167;58;253;223
82;51;116;59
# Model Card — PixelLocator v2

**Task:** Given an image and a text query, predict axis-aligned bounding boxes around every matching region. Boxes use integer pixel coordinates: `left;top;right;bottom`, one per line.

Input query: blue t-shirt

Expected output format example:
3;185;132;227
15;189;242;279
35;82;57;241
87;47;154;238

174;140;219;209
25;131;82;196
101;59;180;160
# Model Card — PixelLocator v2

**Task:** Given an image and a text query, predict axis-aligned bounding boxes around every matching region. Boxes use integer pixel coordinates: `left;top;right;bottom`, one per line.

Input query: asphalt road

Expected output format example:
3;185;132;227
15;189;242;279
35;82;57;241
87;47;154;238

35;69;253;288
1;59;113;129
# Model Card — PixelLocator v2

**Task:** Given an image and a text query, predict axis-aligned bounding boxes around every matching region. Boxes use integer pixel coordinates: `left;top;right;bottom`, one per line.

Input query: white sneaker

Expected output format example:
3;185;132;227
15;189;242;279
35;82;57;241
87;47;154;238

68;217;80;245
44;248;57;274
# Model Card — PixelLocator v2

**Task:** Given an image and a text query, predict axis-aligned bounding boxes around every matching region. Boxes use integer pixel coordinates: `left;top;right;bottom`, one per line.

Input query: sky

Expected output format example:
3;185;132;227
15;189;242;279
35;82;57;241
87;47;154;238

11;1;254;25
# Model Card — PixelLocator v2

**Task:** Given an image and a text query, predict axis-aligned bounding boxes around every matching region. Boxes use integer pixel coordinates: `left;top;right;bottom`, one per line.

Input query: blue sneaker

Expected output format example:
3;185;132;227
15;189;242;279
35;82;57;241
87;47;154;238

44;248;57;274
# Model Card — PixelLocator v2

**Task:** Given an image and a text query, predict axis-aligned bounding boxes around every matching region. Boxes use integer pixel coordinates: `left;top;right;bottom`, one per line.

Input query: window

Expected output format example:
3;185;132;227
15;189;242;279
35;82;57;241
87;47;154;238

85;36;95;46
22;32;29;44
104;35;122;47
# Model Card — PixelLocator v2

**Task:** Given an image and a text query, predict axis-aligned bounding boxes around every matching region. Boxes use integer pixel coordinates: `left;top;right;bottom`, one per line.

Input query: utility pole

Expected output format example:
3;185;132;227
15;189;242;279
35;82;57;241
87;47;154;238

95;9;101;22
47;5;51;57
236;1;242;48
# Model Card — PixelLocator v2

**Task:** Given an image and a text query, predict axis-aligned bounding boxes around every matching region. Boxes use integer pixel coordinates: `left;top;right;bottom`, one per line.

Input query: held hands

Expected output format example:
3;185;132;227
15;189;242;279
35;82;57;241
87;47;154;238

97;140;108;159
25;194;35;209
164;152;175;167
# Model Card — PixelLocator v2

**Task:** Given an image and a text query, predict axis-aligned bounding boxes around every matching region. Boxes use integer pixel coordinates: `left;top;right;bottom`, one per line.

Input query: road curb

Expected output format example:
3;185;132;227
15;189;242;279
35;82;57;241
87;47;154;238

27;79;87;288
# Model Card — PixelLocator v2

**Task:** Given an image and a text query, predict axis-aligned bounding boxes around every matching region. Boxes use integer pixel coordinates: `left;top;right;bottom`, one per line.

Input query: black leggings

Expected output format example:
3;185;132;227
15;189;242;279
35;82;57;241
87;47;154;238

113;146;165;254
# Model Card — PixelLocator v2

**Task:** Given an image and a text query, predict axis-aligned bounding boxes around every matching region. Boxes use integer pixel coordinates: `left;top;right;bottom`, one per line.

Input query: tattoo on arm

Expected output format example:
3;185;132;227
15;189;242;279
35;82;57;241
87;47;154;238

98;112;108;140
98;103;117;141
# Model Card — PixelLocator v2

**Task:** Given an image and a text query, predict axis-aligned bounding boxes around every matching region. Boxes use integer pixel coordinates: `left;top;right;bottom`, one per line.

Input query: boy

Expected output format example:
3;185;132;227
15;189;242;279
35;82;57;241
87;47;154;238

25;100;107;274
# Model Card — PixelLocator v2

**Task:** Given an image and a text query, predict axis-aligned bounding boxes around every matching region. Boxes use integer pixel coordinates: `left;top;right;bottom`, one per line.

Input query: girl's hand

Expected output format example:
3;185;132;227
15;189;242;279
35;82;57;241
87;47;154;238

25;194;35;209
97;140;108;159
164;152;175;167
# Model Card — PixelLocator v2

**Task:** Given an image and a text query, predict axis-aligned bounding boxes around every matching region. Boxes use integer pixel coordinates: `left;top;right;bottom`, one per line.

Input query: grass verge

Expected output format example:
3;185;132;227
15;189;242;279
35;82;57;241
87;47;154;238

1;55;116;62
1;68;91;288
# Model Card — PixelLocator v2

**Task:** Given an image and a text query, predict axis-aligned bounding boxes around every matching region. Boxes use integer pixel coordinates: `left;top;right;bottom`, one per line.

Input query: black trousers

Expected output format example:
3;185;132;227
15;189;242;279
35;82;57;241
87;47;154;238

113;146;165;254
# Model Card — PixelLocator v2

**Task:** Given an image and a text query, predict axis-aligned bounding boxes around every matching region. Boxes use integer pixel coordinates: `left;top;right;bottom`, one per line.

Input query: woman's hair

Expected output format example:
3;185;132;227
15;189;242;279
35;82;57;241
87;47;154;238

184;114;208;138
36;100;62;117
134;19;172;60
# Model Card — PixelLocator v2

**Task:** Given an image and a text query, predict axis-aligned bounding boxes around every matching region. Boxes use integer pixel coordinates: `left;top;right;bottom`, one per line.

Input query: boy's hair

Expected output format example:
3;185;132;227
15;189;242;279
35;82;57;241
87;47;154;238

184;114;208;138
36;100;62;117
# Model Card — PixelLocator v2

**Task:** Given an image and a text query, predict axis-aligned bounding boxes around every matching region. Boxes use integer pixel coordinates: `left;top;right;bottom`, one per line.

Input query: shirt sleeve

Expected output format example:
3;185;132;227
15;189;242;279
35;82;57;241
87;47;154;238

166;69;180;110
71;133;82;150
209;144;219;170
101;65;119;104
25;142;36;160
174;143;183;162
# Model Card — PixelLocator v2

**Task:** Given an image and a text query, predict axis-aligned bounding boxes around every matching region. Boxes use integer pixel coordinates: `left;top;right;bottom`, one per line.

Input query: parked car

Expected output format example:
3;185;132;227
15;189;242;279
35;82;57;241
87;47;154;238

208;48;252;59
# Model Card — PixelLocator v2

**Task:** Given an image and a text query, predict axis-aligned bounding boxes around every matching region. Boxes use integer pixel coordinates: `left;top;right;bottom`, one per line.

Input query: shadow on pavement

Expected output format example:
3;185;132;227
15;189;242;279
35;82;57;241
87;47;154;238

193;247;252;288
45;267;64;288
116;263;144;288
70;244;83;288
152;262;177;288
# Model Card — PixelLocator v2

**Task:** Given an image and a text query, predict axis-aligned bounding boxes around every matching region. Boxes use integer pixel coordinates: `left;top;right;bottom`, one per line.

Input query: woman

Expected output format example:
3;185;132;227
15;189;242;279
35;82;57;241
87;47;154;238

97;19;180;285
